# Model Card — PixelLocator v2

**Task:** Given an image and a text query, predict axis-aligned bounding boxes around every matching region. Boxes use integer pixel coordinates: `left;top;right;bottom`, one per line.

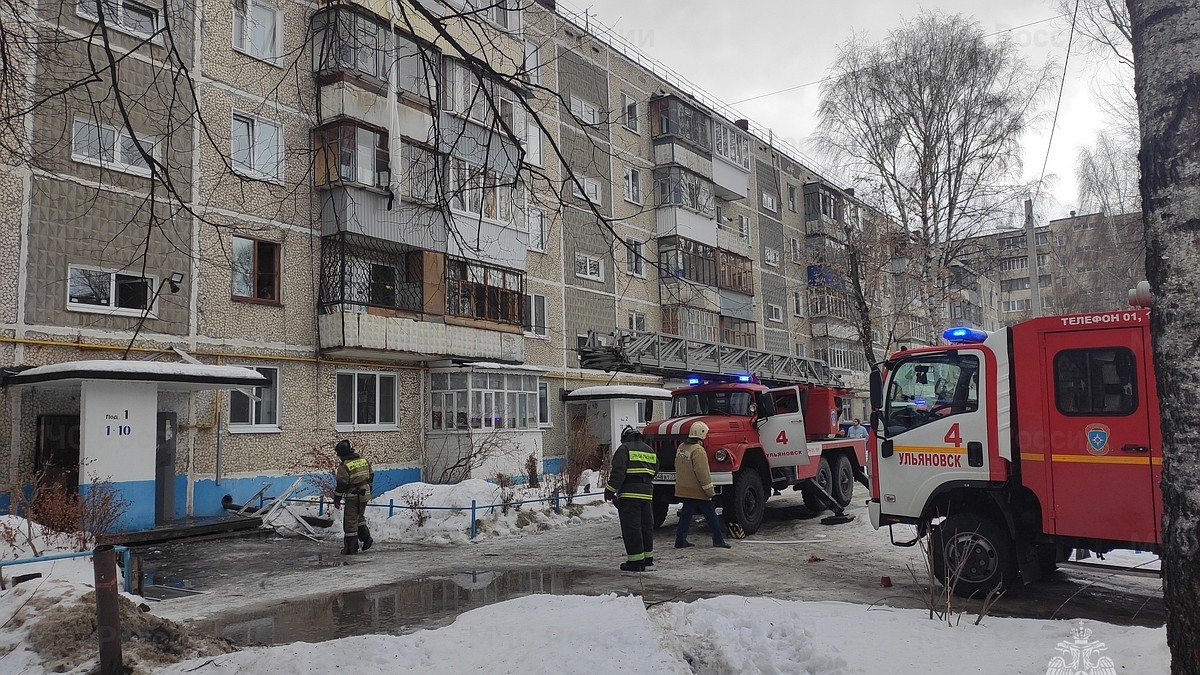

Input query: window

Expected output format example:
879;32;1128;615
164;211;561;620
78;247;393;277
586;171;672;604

231;236;280;302
651;97;712;152
795;342;806;358
628;310;646;332
1077;264;1101;273
77;0;158;36
713;122;750;170
662;306;718;342
446;259;523;325
72;120;155;176
1037;232;1050;246
659;237;716;286
314;123;388;188
621;93;639;132
538;381;551;426
570;96;601;126
1000;256;1027;272
999;235;1026;251
445;58;490;123
1060;277;1069;288
431;370;539;431
1001;278;1031;292
233;0;280;62
524;40;541;85
450;157;521;224
527;208;546;252
1072;219;1097;232
884;353;980;435
654;167;714;216
761;192;778;213
571;176;602;204
523;293;547;336
763;247;781;267
229;366;280;429
793;291;805;317
1003;299;1032;312
574;252;604;282
1054;347;1137;416
787;185;797;212
720;316;756;347
623;166;642;204
767;303;783;323
67;265;154;316
469;0;518;30
231;112;282;181
739;215;751;243
1056;234;1067;246
625;239;645;277
402;143;438;203
336;371;397;429
790;237;802;263
717;250;753;294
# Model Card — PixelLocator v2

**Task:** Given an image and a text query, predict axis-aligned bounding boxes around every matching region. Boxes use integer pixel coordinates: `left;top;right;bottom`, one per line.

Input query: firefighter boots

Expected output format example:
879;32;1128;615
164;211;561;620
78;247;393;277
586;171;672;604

358;525;374;551
619;561;645;572
342;536;359;555
643;556;654;567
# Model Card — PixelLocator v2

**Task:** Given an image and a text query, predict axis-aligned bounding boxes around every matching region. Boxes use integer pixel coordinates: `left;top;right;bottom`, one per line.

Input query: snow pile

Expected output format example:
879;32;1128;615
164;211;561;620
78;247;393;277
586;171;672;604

321;472;615;545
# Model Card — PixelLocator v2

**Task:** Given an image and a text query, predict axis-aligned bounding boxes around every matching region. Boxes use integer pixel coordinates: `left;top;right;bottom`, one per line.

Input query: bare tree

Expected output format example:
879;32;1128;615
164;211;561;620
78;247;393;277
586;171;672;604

1059;0;1133;69
815;12;1053;344
1077;128;1141;215
1125;0;1200;671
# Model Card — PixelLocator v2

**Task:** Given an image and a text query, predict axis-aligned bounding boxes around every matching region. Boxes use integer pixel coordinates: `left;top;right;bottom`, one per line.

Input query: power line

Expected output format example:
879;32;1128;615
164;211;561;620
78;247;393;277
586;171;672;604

1035;1;1082;204
728;14;1068;106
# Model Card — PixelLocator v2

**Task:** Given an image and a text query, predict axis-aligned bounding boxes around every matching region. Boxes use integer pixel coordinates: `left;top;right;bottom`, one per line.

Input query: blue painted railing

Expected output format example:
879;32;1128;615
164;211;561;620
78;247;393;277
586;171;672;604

0;546;134;593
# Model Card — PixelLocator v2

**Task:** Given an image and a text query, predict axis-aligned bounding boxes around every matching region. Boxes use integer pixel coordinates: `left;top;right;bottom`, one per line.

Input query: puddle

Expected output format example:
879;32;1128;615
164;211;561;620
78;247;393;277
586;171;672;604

189;568;594;646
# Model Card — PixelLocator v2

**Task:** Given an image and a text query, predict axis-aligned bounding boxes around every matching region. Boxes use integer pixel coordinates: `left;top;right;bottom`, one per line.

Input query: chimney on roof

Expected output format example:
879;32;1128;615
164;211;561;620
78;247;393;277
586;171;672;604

734;119;749;131
1070;210;1076;218
845;188;855;197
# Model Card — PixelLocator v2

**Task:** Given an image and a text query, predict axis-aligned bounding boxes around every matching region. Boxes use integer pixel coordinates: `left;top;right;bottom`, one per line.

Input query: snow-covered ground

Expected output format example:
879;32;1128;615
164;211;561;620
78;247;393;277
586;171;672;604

0;482;1171;674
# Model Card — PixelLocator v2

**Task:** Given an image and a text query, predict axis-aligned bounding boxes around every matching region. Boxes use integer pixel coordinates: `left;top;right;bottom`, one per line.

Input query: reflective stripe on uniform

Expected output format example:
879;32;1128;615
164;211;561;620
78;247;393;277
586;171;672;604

618;492;653;500
628;450;656;464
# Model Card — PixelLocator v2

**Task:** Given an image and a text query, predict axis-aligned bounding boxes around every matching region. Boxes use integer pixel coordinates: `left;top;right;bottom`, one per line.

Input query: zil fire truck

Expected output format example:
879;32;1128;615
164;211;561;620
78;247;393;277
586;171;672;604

580;330;868;535
867;306;1162;597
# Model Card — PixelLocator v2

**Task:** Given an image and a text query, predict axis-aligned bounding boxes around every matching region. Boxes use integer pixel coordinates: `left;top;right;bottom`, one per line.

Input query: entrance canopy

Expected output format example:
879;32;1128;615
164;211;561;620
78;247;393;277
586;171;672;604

3;359;268;391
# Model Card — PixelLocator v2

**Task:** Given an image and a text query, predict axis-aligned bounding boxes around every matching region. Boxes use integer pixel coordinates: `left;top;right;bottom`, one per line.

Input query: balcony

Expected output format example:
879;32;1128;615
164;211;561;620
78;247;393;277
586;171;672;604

319;311;523;362
712;122;750;200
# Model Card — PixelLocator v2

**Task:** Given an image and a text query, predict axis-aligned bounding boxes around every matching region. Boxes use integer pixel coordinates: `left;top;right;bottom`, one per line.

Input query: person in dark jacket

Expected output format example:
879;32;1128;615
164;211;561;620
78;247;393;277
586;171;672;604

333;439;374;555
605;426;657;572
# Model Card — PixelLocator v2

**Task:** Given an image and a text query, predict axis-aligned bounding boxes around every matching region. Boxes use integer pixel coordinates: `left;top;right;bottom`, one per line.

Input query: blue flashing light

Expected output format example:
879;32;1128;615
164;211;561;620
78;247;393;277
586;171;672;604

737;374;752;383
942;326;989;344
687;376;702;385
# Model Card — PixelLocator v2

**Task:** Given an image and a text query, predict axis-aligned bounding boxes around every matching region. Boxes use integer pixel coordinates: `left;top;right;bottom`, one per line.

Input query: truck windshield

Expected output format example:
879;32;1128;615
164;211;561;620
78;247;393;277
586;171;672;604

672;390;754;417
885;353;979;435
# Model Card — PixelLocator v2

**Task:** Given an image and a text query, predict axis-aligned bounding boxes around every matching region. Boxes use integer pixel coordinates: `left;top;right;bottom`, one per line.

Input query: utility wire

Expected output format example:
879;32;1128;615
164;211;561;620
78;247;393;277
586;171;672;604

1034;0;1082;205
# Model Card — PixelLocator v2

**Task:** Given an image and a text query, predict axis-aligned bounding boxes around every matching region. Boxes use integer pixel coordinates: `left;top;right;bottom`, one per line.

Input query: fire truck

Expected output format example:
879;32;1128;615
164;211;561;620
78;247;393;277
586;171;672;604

867;307;1162;597
580;330;868;535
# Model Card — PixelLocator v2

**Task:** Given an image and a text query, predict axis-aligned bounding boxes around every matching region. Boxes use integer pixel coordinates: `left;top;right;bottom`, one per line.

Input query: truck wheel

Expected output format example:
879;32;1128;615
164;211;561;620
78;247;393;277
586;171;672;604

802;457;833;513
653;500;670;529
830;454;855;508
726;470;766;535
932;513;1018;598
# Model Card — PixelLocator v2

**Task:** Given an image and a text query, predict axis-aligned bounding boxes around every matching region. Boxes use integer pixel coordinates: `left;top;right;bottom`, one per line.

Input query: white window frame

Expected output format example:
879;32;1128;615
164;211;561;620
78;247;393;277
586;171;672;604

569;96;600;126
71;118;156;177
574;251;604;282
625;238;645;277
792;291;805;317
523;293;547;337
764;247;781;267
621;92;639;132
527;207;546;252
1056;234;1067;246
232;0;283;64
571;176;602;204
537;381;552;427
795;342;806;358
77;0;160;39
524;40;541;85
623;165;642;204
767;303;783;323
628;310;647;332
790;237;802;263
66;264;158;317
335;370;399;431
231;110;283;182
228;366;282;432
738;215;751;243
761;191;778;213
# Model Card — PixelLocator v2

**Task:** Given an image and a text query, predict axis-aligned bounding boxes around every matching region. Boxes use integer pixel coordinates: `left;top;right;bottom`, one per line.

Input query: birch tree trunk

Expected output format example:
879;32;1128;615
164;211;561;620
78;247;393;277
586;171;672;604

1125;1;1200;671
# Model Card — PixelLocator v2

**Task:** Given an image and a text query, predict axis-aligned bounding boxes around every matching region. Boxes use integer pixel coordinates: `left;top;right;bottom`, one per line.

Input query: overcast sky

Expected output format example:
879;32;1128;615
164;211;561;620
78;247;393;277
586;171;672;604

569;0;1131;221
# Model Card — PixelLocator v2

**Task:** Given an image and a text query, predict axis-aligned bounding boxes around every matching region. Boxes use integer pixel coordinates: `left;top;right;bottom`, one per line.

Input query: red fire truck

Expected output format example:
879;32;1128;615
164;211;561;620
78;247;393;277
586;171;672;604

867;309;1161;596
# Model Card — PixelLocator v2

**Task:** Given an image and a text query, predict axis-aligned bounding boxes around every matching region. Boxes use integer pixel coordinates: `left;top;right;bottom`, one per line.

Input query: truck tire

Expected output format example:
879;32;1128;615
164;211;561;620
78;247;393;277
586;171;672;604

830;454;855;508
802;457;834;513
725;470;766;535
931;513;1018;598
653;499;670;529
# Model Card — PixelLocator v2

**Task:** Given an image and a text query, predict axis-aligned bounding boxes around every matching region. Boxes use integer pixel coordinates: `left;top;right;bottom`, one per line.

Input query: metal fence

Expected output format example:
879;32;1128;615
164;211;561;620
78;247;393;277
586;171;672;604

0;546;134;593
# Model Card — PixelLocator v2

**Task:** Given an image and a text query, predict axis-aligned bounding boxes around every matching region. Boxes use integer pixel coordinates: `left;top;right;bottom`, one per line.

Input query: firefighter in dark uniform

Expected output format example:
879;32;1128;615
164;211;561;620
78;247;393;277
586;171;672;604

604;426;657;572
333;439;374;555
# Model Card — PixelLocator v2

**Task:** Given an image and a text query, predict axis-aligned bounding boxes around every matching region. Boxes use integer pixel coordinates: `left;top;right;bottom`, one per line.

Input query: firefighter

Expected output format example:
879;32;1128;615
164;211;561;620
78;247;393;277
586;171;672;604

605;425;657;572
333;439;374;555
674;421;731;549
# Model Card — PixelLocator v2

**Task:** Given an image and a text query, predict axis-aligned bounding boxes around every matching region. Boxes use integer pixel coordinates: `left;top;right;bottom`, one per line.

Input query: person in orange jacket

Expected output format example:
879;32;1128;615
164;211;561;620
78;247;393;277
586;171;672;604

673;421;731;549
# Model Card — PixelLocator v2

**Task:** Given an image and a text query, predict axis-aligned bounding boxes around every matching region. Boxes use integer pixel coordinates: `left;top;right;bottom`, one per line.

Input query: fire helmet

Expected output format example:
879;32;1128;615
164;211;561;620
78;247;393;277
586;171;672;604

688;421;710;441
334;439;353;457
620;425;643;443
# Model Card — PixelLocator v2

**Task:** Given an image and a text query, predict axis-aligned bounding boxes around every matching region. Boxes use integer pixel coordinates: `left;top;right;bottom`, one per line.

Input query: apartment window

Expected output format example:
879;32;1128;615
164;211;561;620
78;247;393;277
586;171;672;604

717;250;753;294
336;371;397;429
1000;256;1028;272
793;291;805;317
471;0;519;30
1077;264;1101;273
231;112;282;181
523;293;547;337
233;0;280;62
67;265;154;316
231;236;280;302
763;247;781;267
450;157;520;224
229;366;280;429
527;208;546;252
662;306;718;342
623;166;642;204
77;0;158;36
761;192;778;213
999;235;1026;251
524;40;541;85
314;122;388;188
659;237;716;286
626;239;645;277
1072;220;1097;232
432;370;538;431
738;215;751;243
402;143;438;204
72;120;155;176
574;252;604;282
445;59;490;123
571;176;602;204
446;259;523;325
790;237;802;263
654;166;714;216
1056;234;1067;246
1003;299;1033;313
787;185;797;212
713;122;749;170
524;123;543;166
538;381;551;426
1001;278;1031;293
628;311;647;332
767;303;783;323
795;342;807;358
621;93;639;132
720;316;757;348
570;96;601;126
651;97;713;153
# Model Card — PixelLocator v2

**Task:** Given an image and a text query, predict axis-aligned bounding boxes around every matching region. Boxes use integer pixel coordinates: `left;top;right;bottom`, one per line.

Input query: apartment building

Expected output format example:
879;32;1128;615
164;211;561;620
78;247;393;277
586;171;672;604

1;0;895;529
